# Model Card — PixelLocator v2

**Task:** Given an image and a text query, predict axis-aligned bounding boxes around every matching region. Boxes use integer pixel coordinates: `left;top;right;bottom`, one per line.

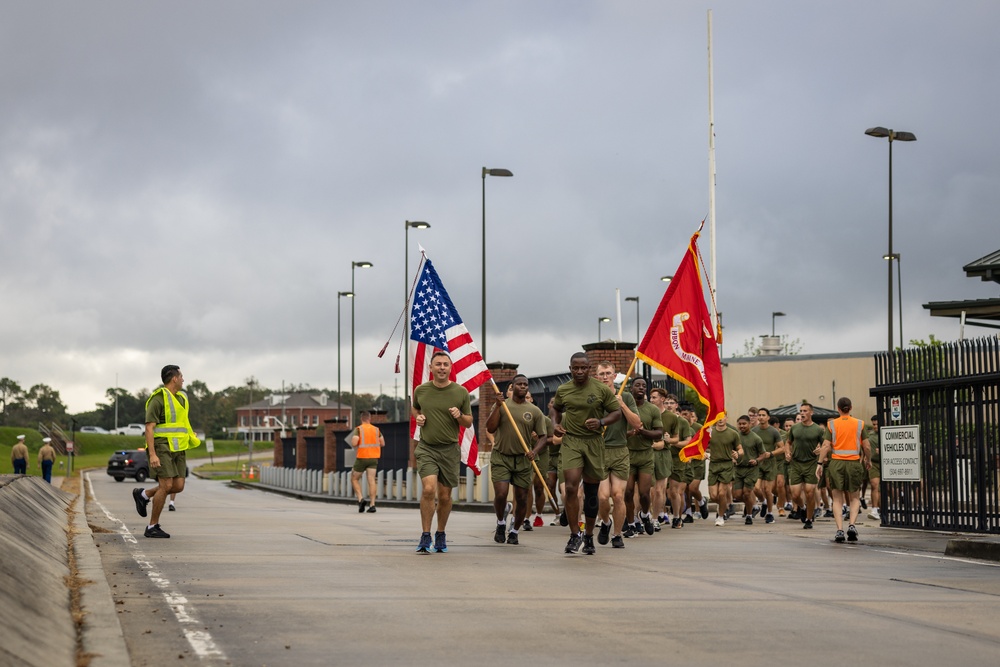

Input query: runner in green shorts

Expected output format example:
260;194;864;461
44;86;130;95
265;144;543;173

751;408;785;523
684;409;710;522
707;417;743;526
734;415;764;525
648;388;682;528
594;361;639;544
552;352;621;555
786;403;825;530
622;378;663;543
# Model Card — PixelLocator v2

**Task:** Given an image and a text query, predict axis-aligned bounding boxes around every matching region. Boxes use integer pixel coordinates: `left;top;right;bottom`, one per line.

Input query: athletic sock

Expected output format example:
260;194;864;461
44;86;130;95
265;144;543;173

509;528;518;535
497;519;506;526
141;490;150;501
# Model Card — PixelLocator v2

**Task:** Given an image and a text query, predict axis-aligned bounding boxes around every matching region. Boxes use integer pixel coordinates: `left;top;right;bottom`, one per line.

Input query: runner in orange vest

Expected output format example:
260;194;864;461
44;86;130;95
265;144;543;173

816;397;872;543
351;411;385;513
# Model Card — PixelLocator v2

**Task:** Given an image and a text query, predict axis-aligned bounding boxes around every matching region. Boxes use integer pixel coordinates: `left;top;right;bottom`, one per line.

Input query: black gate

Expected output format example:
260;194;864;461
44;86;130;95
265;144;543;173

281;437;295;469
870;337;1000;533
304;436;325;471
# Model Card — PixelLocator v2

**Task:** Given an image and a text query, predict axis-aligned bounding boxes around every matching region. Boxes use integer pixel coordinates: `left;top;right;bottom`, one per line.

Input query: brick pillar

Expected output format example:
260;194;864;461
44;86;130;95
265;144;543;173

323;418;352;473
582;341;637;378
295;427;310;470
480;362;519;453
272;429;283;467
369;409;388;424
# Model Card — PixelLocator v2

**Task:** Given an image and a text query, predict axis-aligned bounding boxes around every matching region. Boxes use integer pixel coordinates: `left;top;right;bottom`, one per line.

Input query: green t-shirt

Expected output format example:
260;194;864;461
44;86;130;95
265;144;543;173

412;381;472;447
787;422;826;463
708;425;741;464
866;426;880;463
751;425;782;454
736;430;764;465
603;390;637;447
493;398;547;456
553;378;619;439
627;400;664;451
670;412;692;465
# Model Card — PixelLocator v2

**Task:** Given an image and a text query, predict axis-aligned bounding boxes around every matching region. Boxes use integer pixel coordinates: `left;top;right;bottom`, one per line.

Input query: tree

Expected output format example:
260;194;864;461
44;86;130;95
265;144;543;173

0;377;24;425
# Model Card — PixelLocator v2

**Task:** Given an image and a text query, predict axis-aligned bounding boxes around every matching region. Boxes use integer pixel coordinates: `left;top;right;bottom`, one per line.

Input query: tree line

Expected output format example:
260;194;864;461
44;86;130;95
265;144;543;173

0;376;406;439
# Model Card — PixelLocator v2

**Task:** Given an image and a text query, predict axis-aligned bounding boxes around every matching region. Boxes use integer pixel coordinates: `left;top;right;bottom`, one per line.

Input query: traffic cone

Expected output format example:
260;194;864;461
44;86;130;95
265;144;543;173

241;464;247;479
249;465;255;480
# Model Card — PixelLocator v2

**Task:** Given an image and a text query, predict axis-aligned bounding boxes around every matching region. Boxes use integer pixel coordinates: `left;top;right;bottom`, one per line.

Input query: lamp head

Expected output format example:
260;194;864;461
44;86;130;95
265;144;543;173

483;167;514;178
772;311;786;317
625;296;638;303
660;275;673;283
599;317;611;323
339;291;354;298
406;220;430;229
353;261;373;269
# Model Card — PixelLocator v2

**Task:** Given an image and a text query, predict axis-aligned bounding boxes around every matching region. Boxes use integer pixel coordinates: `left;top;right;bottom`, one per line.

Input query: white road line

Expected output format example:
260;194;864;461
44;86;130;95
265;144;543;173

85;473;227;660
873;548;1000;567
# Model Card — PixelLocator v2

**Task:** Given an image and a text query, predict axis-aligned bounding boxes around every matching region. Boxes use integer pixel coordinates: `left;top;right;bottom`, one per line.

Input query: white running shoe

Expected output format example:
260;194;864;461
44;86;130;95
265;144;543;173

715;516;725;527
868;508;881;521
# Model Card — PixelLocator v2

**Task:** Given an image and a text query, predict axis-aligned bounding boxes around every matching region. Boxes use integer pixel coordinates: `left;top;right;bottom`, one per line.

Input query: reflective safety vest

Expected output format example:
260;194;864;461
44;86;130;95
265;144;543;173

356;423;382;459
829;415;863;460
147;388;202;452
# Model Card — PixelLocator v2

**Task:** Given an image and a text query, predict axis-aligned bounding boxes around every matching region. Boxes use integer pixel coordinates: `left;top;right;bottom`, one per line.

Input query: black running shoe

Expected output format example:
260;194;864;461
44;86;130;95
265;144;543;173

789;510;800;520
597;520;611;545
559;510;569;527
860;498;868;510
506;532;519;545
622;523;635;538
683;513;694;524
835;530;846;543
672;517;683;529
494;524;506;544
611;535;625;549
366;505;377;513
144;524;170;538
132;488;149;518
824;509;834;518
642;515;655;535
800;511;808;524
565;533;583;554
168;504;176;512
699;500;709;520
415;532;432;553
433;531;448;553
803;519;813;530
751;505;761;518
765;513;775;524
358;499;367;513
745;515;753;525
633;520;643;536
582;534;596;555
847;525;858;542
522;519;533;532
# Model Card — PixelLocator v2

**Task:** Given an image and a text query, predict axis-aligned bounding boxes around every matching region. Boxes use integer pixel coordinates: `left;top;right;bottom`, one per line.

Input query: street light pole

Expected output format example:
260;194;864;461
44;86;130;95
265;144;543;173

625;296;640;343
337;291;353;421
771;311;786;337
884;253;903;348
404;221;430;416
351;261;373;427
482;167;513;363
598;316;611;341
866;126;916;352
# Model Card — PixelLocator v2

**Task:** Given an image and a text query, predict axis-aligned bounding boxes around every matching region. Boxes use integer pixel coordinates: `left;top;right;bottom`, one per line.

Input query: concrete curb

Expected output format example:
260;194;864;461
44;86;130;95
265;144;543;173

74;477;131;667
944;539;1000;562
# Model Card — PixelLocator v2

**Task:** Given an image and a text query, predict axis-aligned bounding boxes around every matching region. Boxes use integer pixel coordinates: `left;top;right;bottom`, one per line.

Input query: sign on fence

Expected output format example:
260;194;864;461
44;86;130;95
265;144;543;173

880;425;921;481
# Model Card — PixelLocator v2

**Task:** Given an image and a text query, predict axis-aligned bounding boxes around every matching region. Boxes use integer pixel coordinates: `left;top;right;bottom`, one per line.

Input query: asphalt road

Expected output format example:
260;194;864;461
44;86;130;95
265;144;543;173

84;471;1000;667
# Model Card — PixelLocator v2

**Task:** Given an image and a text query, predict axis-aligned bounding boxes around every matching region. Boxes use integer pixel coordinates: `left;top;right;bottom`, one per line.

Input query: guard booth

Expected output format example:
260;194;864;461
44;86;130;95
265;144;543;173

870;337;1000;533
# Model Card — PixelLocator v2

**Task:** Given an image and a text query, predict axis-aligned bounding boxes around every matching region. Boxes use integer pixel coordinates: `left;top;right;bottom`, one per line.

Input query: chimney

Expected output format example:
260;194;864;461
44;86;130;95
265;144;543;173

582;341;637;379
480;362;519;452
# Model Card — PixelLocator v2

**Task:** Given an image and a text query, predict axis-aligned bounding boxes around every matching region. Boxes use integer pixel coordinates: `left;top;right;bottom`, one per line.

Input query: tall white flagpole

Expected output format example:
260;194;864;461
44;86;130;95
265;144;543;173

707;9;718;336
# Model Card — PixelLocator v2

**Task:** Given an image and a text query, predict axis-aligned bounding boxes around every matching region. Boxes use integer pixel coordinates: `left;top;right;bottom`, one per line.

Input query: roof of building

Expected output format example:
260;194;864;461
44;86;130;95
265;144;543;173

964;249;1000;284
236;392;347;411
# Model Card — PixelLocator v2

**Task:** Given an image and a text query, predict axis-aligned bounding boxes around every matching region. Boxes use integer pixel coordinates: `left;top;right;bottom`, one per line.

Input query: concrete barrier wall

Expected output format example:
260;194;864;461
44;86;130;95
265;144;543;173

0;476;76;667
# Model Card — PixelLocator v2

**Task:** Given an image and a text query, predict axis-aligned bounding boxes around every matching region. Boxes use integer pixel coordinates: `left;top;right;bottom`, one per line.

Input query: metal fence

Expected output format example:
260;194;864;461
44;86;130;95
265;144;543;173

871;336;1000;533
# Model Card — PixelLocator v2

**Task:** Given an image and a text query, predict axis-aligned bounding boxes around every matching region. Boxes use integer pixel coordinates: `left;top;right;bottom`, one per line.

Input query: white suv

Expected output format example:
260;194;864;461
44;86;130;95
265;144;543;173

114;423;146;436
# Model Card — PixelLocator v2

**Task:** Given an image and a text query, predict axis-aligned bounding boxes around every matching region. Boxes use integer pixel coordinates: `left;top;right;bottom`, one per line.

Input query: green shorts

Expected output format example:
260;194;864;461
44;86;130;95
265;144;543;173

605;446;630;480
758;459;778;482
628;448;654;477
827;458;865;492
352;457;378;473
490;450;533;489
869;461;881;481
547;446;561;475
689;458;706;482
152;444;186;480
669;458;692;484
653;449;673;481
707;461;734;486
415;442;460;489
733;465;760;490
560;434;607;482
788;460;818;486
776;459;788;480
535;447;550;476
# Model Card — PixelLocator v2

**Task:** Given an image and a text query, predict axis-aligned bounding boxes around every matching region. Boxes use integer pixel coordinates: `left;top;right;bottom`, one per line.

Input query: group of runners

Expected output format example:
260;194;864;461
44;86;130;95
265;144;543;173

408;350;882;554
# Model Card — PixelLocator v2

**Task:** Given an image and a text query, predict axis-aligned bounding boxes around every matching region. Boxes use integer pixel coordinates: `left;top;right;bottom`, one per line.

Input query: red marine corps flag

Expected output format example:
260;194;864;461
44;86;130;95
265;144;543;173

636;228;725;462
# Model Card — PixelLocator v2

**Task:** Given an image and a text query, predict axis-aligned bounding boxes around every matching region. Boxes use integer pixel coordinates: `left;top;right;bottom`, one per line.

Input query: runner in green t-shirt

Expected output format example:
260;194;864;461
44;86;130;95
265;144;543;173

707;417;743;526
552;352;621;555
411;351;473;553
786;403;826;530
621;378;663;543
866;414;883;521
594;361;643;545
734;415;765;525
683;408;710;522
485;375;548;546
751;408;786;523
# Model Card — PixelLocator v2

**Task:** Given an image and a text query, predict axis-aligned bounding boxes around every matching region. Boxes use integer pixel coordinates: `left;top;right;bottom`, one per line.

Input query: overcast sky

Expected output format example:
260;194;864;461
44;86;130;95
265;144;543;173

2;1;998;414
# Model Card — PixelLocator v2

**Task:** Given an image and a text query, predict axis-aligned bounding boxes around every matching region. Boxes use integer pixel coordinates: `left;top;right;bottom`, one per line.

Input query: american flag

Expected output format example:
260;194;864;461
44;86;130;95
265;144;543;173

409;255;491;474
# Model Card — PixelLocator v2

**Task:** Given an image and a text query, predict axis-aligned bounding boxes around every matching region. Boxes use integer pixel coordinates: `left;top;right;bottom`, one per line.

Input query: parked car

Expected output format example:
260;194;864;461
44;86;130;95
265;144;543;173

80;425;109;434
107;450;149;483
114;423;146;436
106;449;189;483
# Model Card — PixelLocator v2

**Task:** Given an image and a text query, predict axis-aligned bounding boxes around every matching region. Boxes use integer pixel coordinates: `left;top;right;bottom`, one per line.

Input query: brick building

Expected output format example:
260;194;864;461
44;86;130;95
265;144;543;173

234;392;350;442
